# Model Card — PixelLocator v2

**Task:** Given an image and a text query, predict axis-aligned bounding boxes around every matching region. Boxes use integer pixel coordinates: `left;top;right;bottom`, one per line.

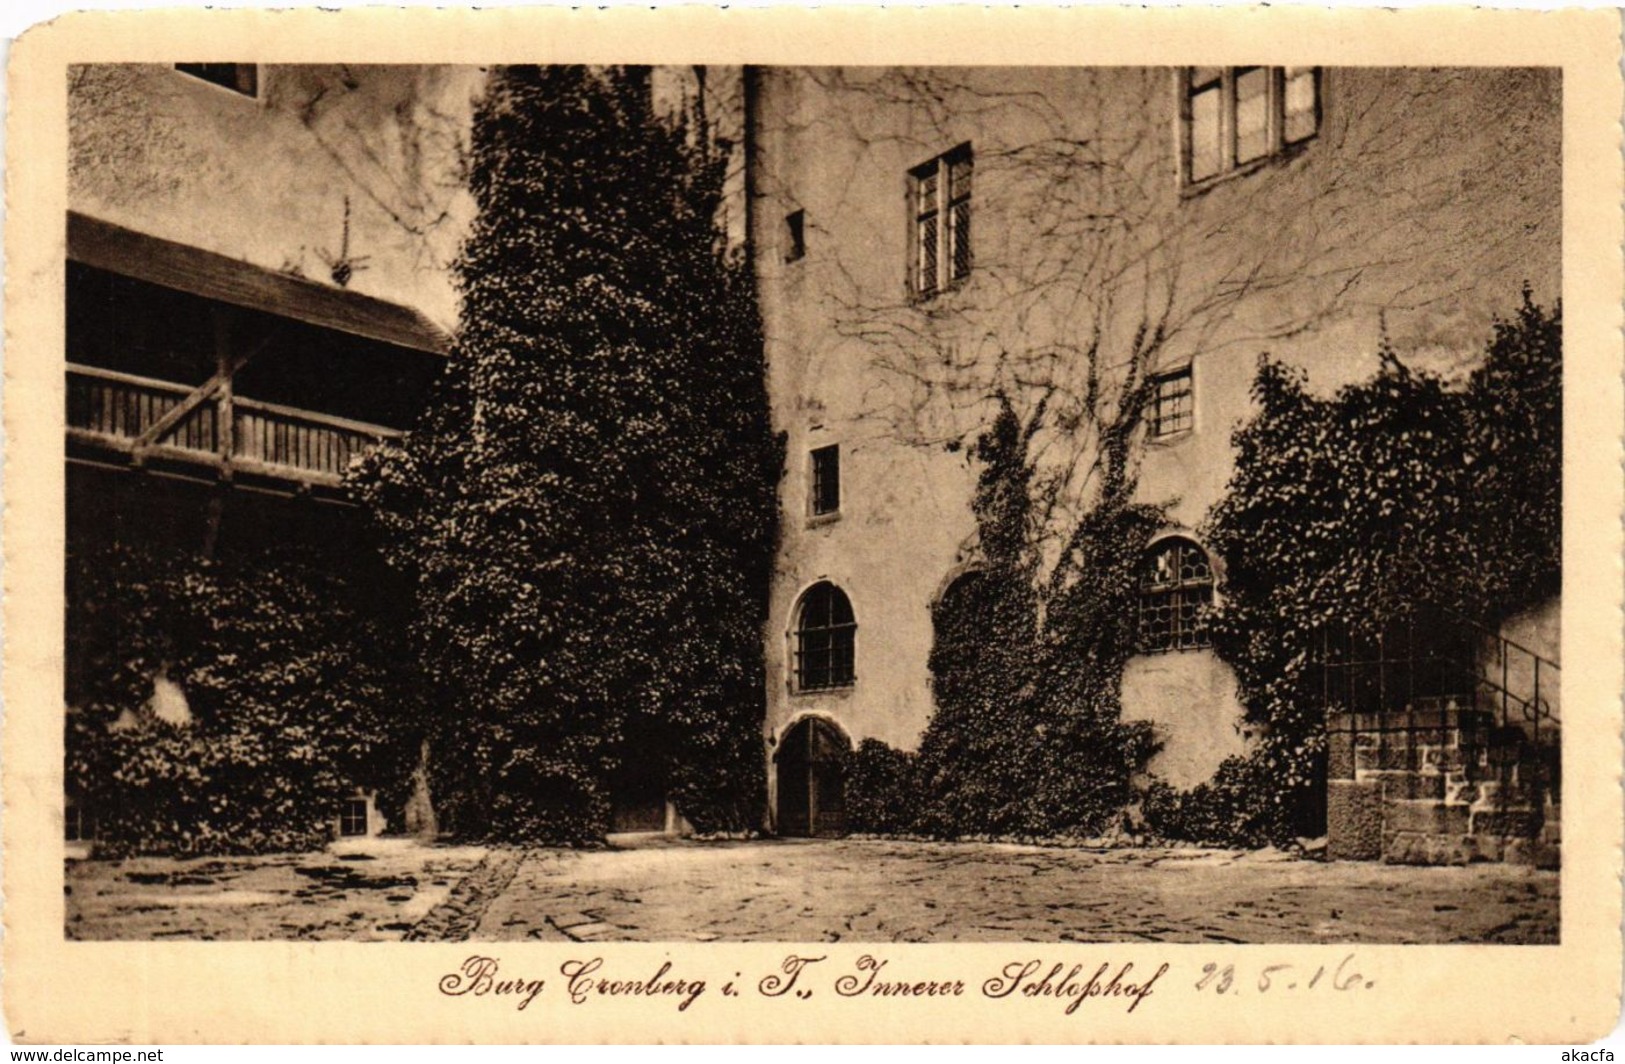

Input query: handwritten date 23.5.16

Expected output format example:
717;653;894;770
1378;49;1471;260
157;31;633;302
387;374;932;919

1195;954;1373;996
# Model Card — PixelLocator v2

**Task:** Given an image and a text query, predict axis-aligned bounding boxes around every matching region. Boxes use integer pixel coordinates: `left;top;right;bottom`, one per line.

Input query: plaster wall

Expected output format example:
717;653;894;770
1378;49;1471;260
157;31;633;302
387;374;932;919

69;63;484;329
71;64;1562;798
1494;596;1562;729
1120;651;1248;788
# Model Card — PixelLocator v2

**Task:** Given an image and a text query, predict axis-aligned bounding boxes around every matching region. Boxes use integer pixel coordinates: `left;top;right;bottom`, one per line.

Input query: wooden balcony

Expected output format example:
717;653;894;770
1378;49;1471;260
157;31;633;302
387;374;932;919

67;363;402;495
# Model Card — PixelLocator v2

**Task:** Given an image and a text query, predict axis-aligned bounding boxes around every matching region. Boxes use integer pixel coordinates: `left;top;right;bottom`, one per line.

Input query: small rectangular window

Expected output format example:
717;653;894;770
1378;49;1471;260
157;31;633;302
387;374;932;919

339;797;370;837
66;801;92;843
784;209;806;263
176;63;259;98
1150;368;1194;438
909;144;972;298
811;444;840;516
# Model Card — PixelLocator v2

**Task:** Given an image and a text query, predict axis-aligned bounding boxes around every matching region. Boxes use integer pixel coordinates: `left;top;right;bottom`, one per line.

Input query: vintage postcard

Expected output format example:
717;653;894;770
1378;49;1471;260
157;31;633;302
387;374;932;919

4;6;1621;1045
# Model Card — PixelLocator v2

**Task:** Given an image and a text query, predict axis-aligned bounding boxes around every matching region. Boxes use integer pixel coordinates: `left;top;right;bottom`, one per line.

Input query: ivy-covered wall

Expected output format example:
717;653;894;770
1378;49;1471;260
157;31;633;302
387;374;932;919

1145;292;1563;847
752;67;1560;800
66;472;428;856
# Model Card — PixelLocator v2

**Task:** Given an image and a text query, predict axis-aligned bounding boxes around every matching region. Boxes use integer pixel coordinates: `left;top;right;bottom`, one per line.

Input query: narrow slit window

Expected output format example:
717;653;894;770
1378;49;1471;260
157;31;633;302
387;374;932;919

785;209;806;263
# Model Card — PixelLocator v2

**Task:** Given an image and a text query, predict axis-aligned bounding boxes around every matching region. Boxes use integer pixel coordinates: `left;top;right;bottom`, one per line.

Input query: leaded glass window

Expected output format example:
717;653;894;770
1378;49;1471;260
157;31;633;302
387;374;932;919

910;145;973;297
1138;538;1214;652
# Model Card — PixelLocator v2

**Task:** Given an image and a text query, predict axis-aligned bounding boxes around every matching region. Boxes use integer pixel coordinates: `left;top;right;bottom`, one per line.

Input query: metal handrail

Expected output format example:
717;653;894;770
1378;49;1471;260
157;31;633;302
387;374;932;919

1441;607;1560;672
1311;604;1559;729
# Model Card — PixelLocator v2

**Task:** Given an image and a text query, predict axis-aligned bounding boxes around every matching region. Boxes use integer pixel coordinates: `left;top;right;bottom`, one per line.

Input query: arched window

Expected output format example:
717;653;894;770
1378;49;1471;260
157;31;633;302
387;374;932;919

930;570;996;706
795;582;856;690
1138;537;1214;652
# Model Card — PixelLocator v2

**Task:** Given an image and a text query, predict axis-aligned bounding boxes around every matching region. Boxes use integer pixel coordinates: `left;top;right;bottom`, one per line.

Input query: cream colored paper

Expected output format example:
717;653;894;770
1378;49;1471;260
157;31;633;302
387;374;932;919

6;7;1621;1044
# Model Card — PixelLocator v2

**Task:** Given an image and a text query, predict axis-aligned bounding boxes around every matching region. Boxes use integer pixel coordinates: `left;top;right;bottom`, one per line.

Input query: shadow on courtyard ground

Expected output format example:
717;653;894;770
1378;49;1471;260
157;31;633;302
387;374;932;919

66;836;1558;944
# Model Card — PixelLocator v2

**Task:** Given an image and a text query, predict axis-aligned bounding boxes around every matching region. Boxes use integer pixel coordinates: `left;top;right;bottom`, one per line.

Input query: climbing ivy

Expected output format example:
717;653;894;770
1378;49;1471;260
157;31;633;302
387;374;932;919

905;395;1163;839
854;294;1558;849
353;66;782;843
841;739;918;835
1173;290;1564;845
65;542;425;856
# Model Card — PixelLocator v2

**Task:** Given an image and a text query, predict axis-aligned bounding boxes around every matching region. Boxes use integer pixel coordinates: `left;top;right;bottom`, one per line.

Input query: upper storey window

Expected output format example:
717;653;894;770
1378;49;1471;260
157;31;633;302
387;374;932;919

784;209;807;263
1149;367;1194;438
176;63;259;98
1182;67;1319;186
910;144;972;299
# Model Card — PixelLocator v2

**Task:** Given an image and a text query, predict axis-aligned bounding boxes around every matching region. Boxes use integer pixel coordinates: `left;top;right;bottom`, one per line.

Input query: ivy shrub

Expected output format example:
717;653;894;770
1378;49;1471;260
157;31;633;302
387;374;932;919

353;66;782;843
904;396;1163;840
1192;291;1562;845
1140;756;1277;848
66;543;425;856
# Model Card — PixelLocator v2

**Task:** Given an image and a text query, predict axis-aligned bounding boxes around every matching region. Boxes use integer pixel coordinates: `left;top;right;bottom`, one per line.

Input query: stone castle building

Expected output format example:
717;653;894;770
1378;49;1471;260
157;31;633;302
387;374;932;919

744;67;1561;858
66;64;1561;858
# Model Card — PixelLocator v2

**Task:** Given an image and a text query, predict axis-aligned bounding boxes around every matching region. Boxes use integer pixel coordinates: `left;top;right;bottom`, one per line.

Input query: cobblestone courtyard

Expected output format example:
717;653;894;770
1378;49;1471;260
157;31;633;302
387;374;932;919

68;837;1558;944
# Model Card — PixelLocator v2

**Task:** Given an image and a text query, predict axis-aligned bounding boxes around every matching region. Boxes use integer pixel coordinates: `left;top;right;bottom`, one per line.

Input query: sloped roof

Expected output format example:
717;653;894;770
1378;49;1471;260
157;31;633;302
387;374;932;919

68;212;451;356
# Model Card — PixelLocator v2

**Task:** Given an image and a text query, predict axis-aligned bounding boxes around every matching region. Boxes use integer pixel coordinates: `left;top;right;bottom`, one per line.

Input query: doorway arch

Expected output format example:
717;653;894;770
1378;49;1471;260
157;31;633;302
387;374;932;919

775;716;850;837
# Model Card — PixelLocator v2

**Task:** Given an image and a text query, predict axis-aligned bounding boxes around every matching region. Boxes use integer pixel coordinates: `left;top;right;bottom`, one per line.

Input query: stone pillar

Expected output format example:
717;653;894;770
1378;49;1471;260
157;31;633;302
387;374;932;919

1325;712;1383;860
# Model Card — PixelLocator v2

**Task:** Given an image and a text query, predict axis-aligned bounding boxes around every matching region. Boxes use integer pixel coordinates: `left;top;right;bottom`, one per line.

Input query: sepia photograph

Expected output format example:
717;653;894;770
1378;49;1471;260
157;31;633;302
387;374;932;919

5;6;1620;1045
60;60;1562;945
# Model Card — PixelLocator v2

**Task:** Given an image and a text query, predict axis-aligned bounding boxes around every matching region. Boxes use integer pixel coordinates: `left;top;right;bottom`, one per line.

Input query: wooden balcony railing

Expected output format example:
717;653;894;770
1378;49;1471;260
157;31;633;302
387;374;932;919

67;363;402;490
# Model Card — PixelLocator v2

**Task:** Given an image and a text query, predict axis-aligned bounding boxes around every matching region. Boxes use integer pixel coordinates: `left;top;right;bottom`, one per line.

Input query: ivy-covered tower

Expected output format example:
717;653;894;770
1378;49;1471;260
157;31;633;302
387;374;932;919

356;65;782;843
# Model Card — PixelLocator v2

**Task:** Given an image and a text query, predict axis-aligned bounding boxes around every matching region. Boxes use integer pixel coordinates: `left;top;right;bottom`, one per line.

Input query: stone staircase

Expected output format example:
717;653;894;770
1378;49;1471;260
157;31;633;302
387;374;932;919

1327;705;1559;868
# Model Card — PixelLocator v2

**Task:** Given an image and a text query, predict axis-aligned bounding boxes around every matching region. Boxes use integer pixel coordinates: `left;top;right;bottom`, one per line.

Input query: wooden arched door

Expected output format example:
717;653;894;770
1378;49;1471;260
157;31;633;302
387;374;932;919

775;717;849;837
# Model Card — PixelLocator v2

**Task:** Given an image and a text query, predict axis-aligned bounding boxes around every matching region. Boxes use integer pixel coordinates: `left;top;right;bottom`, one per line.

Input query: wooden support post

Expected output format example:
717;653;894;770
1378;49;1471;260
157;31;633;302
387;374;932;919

200;488;225;561
214;307;235;481
128;312;271;461
806;765;819;838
